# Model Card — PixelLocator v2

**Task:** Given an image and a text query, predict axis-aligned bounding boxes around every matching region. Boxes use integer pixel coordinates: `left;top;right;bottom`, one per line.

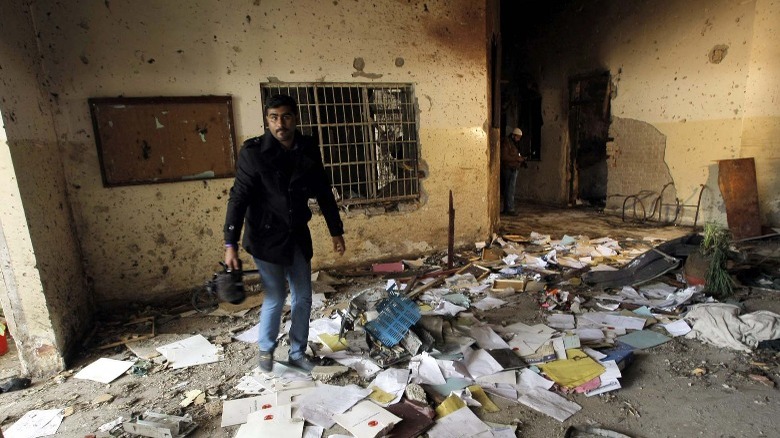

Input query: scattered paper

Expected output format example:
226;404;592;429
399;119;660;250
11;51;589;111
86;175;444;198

462;348;504;379
156;335;221;369
472;297;507;311
74;358;134;384
294;384;372;428
662;319;692;337
221;393;277;427
470;326;510;350
409;353;446;385
236;404;304;438
546;314;575;330
4;409;64;438
368;368;410;406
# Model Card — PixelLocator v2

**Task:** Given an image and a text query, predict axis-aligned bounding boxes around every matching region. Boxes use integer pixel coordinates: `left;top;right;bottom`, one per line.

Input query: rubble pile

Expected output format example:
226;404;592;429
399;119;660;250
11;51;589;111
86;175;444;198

2;232;780;437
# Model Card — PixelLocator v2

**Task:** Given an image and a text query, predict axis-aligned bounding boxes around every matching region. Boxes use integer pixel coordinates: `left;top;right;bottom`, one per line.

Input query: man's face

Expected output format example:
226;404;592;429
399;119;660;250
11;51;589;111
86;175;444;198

511;133;522;142
265;105;297;145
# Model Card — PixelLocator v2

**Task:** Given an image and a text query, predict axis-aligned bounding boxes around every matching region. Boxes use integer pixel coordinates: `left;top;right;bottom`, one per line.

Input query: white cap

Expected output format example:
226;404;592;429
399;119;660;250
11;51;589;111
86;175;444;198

512;128;523;136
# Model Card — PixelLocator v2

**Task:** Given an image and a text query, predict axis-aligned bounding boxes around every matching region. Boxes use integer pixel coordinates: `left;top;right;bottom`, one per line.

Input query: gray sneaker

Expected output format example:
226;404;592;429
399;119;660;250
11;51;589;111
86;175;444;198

287;355;317;372
258;350;274;373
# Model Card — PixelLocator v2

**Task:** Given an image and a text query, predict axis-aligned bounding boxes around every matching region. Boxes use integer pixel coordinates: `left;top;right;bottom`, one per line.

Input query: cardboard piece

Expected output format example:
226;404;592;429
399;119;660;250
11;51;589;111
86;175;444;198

617;330;671;350
385;399;435;438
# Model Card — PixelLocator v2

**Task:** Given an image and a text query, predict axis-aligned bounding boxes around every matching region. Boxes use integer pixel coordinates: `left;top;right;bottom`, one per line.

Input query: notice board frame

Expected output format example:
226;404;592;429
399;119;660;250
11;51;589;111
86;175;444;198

88;95;238;187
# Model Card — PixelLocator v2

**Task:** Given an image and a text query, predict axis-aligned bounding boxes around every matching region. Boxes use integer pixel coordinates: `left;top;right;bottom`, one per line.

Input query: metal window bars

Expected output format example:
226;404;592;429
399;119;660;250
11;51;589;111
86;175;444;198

260;83;420;206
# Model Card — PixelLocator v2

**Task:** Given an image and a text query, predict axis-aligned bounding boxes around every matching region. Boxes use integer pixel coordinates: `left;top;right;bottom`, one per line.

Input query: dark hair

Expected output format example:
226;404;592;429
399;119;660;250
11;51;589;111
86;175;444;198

264;94;298;115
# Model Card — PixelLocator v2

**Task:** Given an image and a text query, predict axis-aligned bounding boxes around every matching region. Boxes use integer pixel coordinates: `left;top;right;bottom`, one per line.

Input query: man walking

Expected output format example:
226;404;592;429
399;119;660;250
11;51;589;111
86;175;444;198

223;94;345;372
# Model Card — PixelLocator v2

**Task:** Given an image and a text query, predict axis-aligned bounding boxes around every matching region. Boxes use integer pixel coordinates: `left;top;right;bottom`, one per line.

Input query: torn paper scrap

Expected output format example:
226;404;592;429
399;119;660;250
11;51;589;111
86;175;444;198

74;358;134;384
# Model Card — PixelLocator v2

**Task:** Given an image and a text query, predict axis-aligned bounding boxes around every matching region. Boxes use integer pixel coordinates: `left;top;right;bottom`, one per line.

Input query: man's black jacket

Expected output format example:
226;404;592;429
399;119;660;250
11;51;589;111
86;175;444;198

223;132;343;265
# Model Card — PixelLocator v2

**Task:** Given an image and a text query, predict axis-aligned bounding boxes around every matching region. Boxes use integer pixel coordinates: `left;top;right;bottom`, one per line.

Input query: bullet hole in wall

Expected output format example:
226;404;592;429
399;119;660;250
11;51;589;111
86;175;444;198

709;44;728;64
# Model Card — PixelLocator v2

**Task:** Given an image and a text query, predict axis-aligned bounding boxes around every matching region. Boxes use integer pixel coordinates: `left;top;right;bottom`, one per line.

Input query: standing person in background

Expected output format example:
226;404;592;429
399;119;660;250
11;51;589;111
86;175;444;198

223;94;346;372
500;127;525;215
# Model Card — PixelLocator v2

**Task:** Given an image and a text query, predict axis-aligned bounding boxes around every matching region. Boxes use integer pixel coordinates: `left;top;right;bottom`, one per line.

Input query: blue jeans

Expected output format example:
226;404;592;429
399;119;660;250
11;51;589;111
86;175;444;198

501;168;518;212
254;245;312;360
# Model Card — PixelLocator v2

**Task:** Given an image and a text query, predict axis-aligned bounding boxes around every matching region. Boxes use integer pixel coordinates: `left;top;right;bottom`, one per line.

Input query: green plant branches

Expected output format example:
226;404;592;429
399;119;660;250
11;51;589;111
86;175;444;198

701;222;734;298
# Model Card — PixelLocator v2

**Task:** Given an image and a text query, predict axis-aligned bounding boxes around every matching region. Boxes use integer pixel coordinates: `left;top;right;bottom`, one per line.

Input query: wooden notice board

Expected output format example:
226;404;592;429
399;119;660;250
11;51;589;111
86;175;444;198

89;96;237;187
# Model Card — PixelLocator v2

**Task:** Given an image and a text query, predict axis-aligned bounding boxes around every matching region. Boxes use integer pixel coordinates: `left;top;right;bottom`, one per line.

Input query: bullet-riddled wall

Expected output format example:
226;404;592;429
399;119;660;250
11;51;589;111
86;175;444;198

0;0;92;375
25;0;491;307
515;0;780;226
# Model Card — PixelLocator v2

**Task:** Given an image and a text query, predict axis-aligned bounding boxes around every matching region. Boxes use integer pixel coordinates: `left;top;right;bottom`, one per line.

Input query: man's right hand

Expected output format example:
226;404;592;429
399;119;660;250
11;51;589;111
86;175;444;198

224;246;241;271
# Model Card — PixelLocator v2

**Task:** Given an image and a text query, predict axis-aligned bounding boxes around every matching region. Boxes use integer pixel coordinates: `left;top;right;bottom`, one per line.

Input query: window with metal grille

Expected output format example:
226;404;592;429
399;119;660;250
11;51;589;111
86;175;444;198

260;83;420;206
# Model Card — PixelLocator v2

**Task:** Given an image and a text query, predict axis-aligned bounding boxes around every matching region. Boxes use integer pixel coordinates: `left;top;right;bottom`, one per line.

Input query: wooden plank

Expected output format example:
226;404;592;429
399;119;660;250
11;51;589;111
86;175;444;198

718;158;762;239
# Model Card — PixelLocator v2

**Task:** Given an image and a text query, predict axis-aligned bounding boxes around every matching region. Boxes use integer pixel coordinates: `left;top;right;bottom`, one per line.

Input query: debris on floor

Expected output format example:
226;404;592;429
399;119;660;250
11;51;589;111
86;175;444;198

1;229;780;437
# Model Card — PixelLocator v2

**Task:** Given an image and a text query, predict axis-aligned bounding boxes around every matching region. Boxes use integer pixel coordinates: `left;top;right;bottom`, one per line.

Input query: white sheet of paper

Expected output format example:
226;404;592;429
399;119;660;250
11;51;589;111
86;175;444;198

156;334;221;369
476;370;517;385
582;347;607;361
437;359;470;379
472;297;507;311
308;317;342;342
333;400;401;438
303;425;325;438
546;314;575;330
517;388;581;422
663;319;692;337
221;393;277;427
501;322;556;356
276;383;316;405
552;337;567;360
482;383;518;401
470;325;510;349
426;406;492;438
599;360;622;380
463;348;504;379
294;384;372;429
575;328;606;342
236;404;305;438
74;358;134;384
409;353;446;385
585;378;622;396
4;409;64;438
369;368;410;406
516;368;554;391
327;352;382;378
235;323;261;343
235;375;268;394
604;314;646;331
421;300;467;316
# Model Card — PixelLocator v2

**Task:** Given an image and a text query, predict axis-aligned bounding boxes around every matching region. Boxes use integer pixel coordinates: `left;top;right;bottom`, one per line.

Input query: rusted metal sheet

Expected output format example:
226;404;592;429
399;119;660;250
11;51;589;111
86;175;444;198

718;158;762;240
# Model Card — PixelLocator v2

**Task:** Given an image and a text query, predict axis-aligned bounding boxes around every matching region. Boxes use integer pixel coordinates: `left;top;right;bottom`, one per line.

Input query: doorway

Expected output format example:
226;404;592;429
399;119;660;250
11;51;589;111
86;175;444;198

568;71;611;206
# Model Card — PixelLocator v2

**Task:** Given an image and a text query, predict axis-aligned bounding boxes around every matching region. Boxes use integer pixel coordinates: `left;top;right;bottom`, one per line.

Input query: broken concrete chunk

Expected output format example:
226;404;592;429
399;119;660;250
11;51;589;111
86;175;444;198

311;365;349;381
92;393;114;405
404;383;427;405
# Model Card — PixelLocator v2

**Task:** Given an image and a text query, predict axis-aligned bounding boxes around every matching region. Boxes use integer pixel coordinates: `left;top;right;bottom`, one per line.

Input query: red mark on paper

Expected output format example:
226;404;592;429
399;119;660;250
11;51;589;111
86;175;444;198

368;420;379;427
264;414;274;421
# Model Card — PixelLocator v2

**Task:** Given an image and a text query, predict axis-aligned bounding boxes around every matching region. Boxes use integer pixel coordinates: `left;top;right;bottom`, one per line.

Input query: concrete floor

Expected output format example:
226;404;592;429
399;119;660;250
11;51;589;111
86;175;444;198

500;203;691;241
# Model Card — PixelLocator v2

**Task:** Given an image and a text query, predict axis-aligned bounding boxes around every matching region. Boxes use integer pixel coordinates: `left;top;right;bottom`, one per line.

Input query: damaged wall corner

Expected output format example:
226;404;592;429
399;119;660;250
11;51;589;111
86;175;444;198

0;0;93;376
